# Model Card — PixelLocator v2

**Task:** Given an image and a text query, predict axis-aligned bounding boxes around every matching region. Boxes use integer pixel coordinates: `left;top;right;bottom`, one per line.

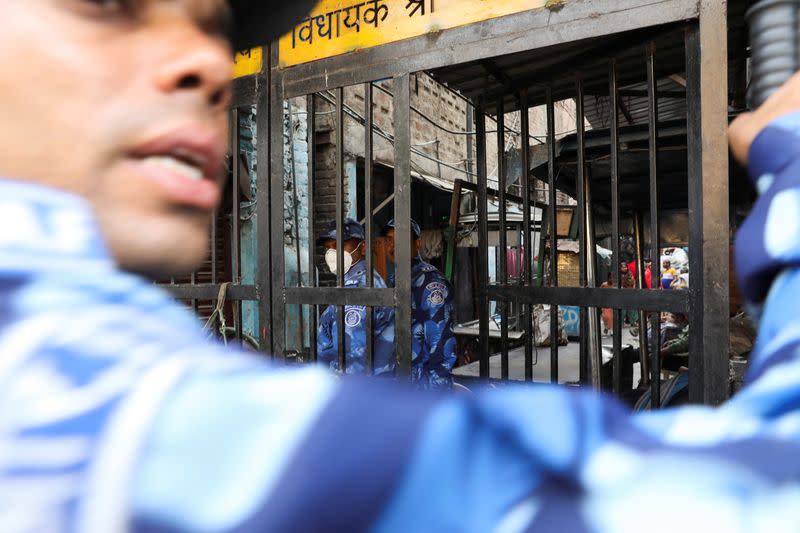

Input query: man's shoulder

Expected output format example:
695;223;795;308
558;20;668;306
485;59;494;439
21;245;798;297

415;265;451;290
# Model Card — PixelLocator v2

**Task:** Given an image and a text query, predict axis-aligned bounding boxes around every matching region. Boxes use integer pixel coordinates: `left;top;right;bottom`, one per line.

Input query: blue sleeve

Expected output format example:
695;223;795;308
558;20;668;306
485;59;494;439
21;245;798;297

316;306;335;366
342;305;368;373
372;305;396;375
131;114;800;531
734;111;800;388
420;277;456;388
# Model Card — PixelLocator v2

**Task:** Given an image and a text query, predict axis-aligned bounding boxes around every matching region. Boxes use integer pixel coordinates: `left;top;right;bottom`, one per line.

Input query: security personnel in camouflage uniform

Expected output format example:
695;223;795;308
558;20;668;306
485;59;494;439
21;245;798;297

382;219;456;389
317;218;395;375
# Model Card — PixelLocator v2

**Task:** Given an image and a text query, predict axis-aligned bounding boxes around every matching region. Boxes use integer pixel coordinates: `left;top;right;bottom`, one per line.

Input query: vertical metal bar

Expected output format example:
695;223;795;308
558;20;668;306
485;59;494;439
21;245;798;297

232;108;243;345
584;168;603;390
497;99;509;380
365;82;375;373
609;59;622;395
286;99;304;351
308;93;318;363
476;99;490;379
576;78;589;386
466;103;474;182
259;45;276;355
536;209;548;288
267;48;284;357
335;87;346;372
393;75;413;377
232;109;241;285
647;42;662;407
190;271;198;315
520;89;533;382
634;211;650;386
686;8;730;405
546;88;558;384
211;211;218;284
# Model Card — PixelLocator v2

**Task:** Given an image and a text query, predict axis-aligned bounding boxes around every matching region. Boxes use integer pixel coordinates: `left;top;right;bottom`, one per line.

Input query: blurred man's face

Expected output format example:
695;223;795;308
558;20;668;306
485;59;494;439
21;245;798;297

0;1;233;277
383;228;420;264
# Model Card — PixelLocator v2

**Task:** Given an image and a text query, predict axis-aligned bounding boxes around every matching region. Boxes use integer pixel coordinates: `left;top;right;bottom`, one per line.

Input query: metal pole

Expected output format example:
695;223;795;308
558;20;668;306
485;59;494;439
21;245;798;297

365;82;375;373
609;59;622;395
262;45;279;355
466;103;475;184
584;167;603;390
520;89;534;382
335;87;346;372
231;108;243;345
576;78;590;386
286;100;305;350
308;93;318;363
211;210;218;285
647;42;662;406
476;99;490;379
546;88;558;384
497;98;509;380
394;75;413;377
634;211;650;386
686;5;730;405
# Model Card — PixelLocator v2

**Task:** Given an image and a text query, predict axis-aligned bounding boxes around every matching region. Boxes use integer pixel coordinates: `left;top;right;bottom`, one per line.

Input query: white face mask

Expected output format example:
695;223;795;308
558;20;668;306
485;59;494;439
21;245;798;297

325;242;362;275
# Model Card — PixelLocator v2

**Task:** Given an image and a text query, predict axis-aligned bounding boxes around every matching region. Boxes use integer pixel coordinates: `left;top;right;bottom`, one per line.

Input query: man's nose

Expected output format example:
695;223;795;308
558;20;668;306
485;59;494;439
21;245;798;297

153;29;233;111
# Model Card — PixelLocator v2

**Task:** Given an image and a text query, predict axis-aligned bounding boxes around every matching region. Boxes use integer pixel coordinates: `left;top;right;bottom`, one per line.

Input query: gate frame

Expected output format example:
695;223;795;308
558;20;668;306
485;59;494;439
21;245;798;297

262;0;730;404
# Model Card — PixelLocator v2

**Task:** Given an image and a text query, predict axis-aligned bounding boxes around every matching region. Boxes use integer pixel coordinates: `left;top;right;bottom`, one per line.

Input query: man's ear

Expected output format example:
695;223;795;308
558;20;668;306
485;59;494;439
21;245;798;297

413;239;421;255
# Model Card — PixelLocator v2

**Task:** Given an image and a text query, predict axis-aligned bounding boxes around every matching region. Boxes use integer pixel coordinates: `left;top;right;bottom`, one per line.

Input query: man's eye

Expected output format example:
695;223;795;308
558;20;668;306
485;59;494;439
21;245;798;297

83;0;132;12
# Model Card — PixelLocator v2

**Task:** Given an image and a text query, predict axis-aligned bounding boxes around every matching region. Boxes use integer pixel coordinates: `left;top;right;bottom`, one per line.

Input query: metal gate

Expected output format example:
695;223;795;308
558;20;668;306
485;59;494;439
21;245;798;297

176;0;744;406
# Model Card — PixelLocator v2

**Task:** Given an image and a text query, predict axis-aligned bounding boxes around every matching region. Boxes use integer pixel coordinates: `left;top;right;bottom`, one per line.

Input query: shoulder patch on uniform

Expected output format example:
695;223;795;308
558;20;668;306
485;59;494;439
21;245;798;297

426;281;447;305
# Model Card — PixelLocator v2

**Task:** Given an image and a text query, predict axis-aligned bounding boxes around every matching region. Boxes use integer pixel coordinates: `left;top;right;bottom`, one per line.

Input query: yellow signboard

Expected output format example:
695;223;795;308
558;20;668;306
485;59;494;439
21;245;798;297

233;47;263;79
279;0;550;68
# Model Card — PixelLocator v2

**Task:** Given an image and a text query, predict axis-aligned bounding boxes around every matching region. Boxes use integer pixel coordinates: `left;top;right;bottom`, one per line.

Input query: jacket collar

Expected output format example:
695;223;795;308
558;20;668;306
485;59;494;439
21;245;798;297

0;180;114;276
344;259;367;282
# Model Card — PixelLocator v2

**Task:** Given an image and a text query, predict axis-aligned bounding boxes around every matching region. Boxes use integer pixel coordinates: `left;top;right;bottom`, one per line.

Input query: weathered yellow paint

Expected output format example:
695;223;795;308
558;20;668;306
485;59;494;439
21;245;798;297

233;47;262;79
279;0;549;68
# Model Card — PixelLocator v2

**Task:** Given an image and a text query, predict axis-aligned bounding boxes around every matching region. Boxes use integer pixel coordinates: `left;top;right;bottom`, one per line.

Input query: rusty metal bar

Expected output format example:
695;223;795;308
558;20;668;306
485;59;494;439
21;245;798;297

575;77;589;386
211;207;218;285
365;82;375;373
393;75;413;377
232;108;243;345
487;286;689;312
546;88;558;384
190;271;198;315
166;284;258;301
583;168;603;390
520;89;533;382
634;211;650;387
497;98;509;380
285;287;394;307
686;7;730;405
476;99;490;379
647;42;662;407
256;45;278;360
308;93;318;363
286;99;304;351
336;86;346;372
609;58;622;395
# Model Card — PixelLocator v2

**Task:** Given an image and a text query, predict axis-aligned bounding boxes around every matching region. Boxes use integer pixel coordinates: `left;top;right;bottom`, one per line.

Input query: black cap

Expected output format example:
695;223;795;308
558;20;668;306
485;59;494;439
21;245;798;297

317;218;366;246
381;219;422;239
229;1;317;50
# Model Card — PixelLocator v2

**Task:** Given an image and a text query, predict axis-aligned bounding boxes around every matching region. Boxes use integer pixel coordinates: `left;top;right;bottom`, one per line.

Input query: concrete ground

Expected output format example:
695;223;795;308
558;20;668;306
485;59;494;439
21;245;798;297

453;326;642;385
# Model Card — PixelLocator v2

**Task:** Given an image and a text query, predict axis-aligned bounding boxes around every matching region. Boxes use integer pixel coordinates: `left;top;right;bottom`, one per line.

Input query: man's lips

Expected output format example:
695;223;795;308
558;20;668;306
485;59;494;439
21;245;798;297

127;124;226;210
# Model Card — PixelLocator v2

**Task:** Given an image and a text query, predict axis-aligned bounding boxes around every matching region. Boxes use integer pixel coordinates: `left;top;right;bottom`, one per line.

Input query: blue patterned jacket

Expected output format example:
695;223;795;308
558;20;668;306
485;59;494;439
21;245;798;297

316;260;396;375
5;114;800;533
410;256;457;389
